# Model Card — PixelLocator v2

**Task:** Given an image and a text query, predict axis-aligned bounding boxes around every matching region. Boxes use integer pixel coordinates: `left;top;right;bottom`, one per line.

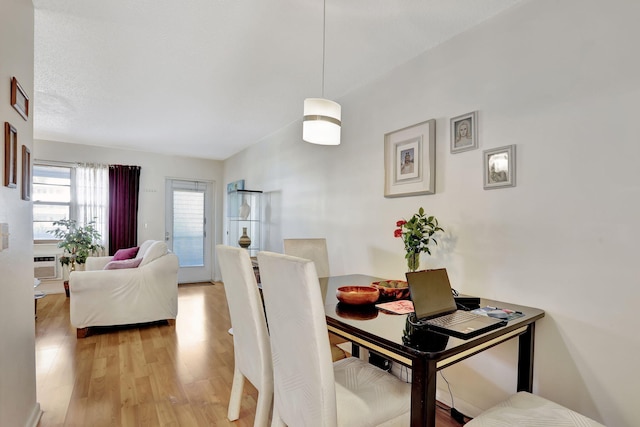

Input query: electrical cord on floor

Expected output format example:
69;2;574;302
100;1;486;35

439;371;472;425
440;371;455;410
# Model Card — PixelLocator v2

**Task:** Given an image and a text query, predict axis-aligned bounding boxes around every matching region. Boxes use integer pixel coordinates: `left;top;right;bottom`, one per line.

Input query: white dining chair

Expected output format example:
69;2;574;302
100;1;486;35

283;238;330;278
216;245;273;427
257;251;411;427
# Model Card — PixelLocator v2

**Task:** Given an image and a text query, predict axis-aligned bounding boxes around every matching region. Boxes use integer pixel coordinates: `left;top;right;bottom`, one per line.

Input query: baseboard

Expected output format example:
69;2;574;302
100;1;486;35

25;402;43;427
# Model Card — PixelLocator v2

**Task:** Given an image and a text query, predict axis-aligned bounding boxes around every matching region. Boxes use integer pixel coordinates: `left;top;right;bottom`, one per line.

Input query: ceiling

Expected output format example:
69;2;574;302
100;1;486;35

33;0;524;161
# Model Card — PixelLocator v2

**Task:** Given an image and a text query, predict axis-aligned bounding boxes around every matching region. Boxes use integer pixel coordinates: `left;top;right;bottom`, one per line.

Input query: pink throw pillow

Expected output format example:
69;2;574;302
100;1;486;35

104;258;142;270
112;246;139;261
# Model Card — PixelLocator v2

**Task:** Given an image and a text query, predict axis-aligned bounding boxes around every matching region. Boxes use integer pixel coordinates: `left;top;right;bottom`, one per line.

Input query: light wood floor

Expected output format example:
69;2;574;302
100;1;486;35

35;282;463;426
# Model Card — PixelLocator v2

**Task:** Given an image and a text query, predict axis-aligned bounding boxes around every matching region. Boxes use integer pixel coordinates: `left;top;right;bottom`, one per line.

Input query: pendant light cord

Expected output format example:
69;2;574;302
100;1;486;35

322;0;326;97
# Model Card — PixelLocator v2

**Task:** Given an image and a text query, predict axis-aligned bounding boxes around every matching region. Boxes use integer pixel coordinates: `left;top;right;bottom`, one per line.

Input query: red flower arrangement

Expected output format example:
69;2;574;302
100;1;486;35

394;207;444;271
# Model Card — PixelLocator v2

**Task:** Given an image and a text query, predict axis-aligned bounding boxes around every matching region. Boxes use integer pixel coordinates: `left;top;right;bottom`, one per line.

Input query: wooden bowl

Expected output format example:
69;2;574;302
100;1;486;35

371;280;410;300
336;286;380;305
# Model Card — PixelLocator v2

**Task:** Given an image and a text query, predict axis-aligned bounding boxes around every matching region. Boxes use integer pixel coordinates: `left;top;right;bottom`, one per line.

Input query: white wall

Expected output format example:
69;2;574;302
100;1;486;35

225;0;640;425
0;1;40;426
34;140;225;281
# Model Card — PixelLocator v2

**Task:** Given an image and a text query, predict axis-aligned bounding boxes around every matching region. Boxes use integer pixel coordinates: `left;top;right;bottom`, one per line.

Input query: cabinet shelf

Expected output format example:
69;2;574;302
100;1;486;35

227;189;263;257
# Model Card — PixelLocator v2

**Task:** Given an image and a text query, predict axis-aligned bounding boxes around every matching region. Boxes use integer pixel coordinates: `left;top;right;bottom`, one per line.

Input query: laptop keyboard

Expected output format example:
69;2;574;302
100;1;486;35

426;310;478;327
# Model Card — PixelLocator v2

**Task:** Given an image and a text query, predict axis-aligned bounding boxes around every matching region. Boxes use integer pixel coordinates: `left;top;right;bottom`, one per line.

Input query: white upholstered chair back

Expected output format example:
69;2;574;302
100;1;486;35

258;251;411;427
216;245;273;427
257;251;338;426
282;238;330;278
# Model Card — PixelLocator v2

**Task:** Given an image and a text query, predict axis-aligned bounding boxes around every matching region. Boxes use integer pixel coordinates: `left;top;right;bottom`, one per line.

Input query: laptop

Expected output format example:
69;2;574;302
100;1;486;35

405;269;507;339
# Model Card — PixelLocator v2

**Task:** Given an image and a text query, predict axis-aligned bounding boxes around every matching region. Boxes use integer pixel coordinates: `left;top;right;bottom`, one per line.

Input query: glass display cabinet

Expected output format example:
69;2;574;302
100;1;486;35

227;189;263;258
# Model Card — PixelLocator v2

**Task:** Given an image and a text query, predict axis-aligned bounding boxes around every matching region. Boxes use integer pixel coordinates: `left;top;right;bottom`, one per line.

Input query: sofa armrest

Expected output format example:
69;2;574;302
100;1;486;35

85;256;113;271
69;268;144;293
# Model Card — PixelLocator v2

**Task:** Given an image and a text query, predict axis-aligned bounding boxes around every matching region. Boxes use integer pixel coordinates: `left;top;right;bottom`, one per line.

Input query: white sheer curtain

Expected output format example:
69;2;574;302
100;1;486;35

76;163;109;254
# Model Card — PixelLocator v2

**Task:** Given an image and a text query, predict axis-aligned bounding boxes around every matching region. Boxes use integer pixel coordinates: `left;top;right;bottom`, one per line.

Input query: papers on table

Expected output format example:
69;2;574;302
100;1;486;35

375;300;414;314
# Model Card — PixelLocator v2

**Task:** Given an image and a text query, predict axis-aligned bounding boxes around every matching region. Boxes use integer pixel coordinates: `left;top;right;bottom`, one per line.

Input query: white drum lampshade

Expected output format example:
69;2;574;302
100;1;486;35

303;98;341;145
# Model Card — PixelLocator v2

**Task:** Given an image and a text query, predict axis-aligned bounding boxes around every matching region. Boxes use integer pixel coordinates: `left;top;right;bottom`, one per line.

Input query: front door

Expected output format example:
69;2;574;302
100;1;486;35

165;179;213;283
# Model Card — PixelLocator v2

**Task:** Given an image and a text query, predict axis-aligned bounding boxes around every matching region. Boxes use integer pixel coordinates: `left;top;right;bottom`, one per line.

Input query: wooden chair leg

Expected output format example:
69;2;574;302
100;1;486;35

76;328;89;339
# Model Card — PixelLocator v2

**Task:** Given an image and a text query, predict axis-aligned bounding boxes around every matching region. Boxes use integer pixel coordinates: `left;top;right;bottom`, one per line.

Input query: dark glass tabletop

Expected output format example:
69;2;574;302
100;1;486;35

321;274;545;361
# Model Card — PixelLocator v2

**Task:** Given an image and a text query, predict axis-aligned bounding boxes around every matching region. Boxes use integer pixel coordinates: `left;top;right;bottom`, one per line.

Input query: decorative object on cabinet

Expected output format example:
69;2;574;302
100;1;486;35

239;198;251;220
484;144;516;189
227;189;263;257
4;122;17;188
10;77;29;120
226;179;244;193
384;119;436;197
21;145;31;201
238;227;251;248
450;111;478;153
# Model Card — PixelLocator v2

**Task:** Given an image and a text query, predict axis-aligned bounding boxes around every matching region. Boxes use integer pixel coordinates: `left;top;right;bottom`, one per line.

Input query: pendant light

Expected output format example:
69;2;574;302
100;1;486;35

303;0;341;145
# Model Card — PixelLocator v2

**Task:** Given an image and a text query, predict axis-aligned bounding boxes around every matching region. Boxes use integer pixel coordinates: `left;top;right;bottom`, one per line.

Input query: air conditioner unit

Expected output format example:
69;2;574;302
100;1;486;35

34;255;58;279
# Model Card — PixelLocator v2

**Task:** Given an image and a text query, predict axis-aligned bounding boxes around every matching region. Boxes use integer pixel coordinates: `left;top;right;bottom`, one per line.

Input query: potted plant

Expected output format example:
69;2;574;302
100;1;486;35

394;207;444;272
48;219;104;295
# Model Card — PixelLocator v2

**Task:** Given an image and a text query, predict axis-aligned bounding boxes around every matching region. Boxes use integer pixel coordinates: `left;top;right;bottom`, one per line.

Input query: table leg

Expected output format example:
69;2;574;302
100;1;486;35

411;357;437;427
517;323;535;392
351;343;360;358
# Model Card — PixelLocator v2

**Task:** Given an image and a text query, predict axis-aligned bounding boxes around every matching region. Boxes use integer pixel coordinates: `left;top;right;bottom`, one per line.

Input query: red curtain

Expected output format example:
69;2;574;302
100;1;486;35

108;165;141;255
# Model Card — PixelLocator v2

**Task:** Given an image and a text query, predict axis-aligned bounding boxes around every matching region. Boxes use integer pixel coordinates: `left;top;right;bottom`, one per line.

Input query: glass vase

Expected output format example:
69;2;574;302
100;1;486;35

407;252;420;272
238;227;252;249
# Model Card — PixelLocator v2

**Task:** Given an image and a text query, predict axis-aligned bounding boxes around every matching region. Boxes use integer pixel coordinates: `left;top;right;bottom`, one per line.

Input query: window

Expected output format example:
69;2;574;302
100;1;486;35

33;164;74;241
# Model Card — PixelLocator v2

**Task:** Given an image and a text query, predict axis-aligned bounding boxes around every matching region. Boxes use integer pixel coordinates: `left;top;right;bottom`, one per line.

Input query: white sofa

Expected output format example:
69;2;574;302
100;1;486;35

69;240;179;338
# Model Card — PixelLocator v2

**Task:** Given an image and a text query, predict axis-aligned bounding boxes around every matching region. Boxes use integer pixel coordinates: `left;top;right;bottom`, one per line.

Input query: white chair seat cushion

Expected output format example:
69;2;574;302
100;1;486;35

334;357;411;427
466;392;605;427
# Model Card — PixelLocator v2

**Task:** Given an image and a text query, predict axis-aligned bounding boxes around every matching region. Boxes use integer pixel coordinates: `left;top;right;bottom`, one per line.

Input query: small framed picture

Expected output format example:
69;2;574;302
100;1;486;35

11;77;29;121
450;111;477;154
22;145;31;201
384;119;436;197
227;179;245;193
4;122;17;188
483;145;516;189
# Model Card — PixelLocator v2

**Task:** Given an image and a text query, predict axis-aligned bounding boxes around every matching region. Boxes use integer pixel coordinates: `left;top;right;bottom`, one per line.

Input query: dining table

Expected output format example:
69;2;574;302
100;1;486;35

320;274;545;427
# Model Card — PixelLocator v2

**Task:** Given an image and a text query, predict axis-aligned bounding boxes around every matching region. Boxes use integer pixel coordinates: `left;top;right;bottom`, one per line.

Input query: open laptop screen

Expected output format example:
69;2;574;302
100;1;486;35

406;269;457;320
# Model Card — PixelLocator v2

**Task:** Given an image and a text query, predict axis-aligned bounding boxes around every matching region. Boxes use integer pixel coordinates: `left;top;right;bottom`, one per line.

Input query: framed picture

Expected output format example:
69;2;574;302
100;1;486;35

450;111;477;153
11;77;29;121
4;122;17;188
384;119;436;197
22;145;31;201
227;179;245;193
484;145;516;189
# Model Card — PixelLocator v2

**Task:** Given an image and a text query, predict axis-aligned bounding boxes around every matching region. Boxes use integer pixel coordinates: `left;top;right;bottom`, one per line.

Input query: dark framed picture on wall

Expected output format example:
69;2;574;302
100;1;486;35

384;119;436;197
483;145;516;189
22;145;31;201
11;77;29;121
450;111;477;154
4;122;17;188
